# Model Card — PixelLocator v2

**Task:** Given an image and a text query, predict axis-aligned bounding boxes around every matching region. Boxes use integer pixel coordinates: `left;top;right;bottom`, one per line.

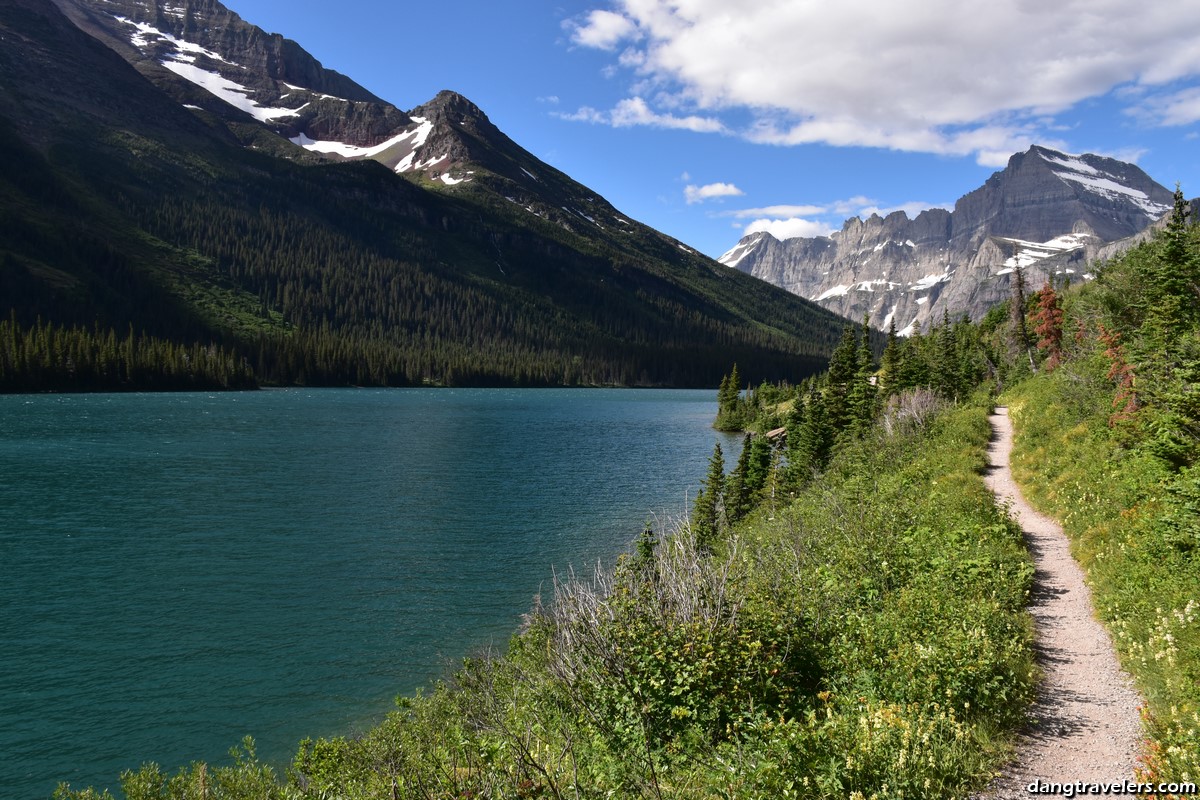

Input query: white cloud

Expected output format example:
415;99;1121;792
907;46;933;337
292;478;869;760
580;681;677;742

829;196;877;215
570;1;1200;161
684;182;744;204
744;217;836;240
560;96;725;133
1129;86;1200;126
727;197;943;222
611;97;725;132
555;106;607;124
728;196;950;243
568;9;639;51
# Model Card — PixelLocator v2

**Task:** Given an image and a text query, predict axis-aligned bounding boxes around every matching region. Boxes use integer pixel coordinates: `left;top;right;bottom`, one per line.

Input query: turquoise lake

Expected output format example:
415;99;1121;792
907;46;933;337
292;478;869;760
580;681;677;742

0;388;739;799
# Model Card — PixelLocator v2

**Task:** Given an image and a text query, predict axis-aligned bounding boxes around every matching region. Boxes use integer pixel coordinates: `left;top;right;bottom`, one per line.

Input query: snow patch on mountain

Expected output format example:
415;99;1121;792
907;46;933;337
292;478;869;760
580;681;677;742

290;117;434;166
718;235;763;269
160;61;299;122
1039;150;1171;218
1058;173;1171;217
113;14;322;123
1039;151;1102;177
114;15;229;63
908;273;952;292
815;284;851;301
279;81;348;103
995;233;1093;274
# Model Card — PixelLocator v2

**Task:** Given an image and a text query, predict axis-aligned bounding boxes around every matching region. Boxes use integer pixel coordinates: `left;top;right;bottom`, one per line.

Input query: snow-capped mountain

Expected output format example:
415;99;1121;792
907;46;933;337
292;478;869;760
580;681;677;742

6;0;853;389
52;0;414;137
720;146;1175;334
53;0;643;234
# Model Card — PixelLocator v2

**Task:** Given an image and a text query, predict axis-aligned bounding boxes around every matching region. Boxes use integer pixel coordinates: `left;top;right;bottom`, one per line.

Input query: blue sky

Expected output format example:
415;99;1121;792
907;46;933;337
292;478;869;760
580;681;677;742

229;0;1200;259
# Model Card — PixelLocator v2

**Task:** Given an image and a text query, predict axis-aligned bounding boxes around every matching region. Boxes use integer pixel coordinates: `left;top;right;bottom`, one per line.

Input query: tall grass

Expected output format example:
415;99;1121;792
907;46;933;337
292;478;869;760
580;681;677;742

1006;359;1200;789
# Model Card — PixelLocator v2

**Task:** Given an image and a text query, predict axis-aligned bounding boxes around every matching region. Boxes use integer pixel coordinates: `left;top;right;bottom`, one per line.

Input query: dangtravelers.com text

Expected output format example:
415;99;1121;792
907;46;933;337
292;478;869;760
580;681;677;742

1027;780;1198;796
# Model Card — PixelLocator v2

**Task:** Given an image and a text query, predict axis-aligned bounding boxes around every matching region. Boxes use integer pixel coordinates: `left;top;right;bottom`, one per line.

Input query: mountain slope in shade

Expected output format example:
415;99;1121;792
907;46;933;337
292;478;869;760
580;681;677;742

51;0;411;139
721;146;1175;334
49;0;735;243
4;0;854;389
52;0;582;196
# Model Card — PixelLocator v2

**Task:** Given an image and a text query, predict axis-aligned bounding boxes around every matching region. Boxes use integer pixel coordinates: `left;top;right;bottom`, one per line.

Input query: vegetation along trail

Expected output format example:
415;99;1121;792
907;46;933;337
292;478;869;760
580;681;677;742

979;407;1144;798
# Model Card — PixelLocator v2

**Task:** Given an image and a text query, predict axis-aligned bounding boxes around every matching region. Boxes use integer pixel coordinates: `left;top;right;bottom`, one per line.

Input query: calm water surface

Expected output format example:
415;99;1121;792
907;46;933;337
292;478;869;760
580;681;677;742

0;388;737;799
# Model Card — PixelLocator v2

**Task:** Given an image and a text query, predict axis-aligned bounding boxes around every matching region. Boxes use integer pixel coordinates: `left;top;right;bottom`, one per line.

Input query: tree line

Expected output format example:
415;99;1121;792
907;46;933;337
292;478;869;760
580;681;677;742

0;315;255;392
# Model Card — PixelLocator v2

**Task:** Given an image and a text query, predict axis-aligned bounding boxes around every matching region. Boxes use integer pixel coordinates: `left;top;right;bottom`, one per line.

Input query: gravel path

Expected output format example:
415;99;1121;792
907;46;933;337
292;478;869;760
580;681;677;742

976;407;1145;798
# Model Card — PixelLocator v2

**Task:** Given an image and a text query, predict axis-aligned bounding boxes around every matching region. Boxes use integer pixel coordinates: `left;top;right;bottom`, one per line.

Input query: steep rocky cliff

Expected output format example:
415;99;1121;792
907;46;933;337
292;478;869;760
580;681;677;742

721;146;1175;333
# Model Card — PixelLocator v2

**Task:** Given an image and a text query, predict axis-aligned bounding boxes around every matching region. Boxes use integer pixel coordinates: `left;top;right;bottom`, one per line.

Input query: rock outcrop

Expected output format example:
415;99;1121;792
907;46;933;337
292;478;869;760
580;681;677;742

721;146;1175;333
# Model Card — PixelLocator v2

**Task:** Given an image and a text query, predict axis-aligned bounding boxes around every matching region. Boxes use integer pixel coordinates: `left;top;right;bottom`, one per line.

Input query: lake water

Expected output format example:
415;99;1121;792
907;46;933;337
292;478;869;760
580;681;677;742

0;388;737;799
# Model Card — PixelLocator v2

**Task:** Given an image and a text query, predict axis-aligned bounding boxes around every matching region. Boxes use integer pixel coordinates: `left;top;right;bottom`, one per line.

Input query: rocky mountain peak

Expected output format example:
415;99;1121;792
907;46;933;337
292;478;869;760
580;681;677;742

412;90;488;124
53;0;413;149
722;145;1175;334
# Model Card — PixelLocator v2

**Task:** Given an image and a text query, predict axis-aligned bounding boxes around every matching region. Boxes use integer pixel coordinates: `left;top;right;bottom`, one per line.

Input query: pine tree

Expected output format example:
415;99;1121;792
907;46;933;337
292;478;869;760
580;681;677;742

715;364;747;431
878;317;903;399
744;433;774;497
845;316;877;431
1150;184;1200;332
792;389;834;481
1009;260;1036;373
725;435;754;524
933;310;963;400
692;442;726;552
825;324;861;434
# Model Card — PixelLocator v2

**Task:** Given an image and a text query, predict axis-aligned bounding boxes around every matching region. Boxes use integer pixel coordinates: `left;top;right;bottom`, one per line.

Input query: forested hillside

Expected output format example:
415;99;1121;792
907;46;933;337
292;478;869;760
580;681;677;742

0;0;851;391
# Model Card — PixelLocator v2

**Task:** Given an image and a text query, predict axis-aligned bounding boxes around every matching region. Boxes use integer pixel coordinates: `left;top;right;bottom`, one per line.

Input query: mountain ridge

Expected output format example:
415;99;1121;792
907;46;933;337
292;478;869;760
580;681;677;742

2;0;855;389
721;145;1176;333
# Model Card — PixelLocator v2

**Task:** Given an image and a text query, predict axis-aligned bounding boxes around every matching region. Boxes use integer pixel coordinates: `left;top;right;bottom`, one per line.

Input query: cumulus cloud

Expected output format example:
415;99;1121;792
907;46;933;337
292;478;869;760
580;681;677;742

744;218;837;240
684;182;745;204
568;0;1200;161
727;196;950;242
567;9;639;50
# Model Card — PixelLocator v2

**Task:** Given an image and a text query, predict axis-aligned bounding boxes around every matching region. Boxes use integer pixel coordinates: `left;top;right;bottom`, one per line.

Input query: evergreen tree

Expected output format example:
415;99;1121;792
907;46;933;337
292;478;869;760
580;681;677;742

897;329;931;389
878;317;903;399
791;389;834;481
781;395;807;493
744;433;774;498
1150;185;1200;332
845;315;878;432
692;442;726;552
825;324;861;434
1009;260;1036;373
725;435;754;523
714;364;747;431
933;311;963;400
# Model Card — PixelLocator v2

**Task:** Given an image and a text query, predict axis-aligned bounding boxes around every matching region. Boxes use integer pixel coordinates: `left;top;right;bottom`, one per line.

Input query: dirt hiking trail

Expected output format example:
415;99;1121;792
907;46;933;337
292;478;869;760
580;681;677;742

976;407;1145;798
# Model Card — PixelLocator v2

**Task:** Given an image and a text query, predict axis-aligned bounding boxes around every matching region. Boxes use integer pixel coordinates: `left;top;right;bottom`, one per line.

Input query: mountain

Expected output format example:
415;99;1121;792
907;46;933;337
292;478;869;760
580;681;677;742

2;0;855;390
720;146;1176;334
49;0;659;226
